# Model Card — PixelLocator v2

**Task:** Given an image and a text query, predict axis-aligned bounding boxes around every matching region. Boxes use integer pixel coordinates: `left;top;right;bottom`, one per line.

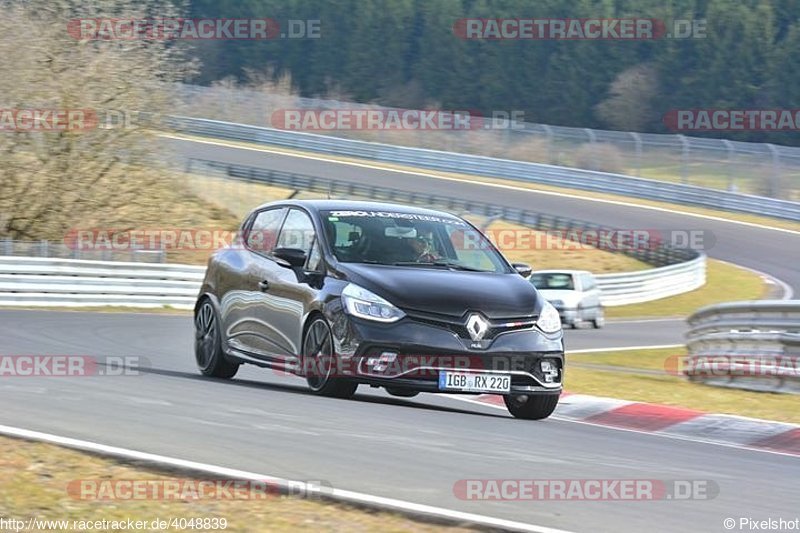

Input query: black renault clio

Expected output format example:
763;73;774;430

194;200;564;419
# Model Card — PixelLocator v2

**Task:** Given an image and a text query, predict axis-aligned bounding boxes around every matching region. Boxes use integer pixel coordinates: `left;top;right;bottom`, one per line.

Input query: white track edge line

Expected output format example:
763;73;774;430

0;424;575;533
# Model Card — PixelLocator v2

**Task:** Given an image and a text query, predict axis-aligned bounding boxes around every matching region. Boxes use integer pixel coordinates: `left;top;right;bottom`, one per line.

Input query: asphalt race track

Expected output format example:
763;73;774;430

4;139;799;532
2;310;798;533
168;136;800;294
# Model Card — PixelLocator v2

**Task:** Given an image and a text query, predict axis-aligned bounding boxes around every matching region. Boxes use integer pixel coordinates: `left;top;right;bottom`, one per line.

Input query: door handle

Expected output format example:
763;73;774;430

258;280;270;291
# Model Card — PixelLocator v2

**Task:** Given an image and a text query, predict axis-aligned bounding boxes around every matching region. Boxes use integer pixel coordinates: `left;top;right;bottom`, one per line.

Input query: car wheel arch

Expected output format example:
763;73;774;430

195;294;230;353
302;310;327;339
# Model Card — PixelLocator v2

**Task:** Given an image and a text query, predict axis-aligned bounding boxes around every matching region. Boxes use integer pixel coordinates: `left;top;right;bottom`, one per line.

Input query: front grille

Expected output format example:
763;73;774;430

407;311;537;340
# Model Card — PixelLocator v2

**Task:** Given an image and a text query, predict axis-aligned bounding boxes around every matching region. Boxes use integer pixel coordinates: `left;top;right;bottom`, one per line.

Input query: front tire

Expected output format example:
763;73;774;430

303;317;357;399
504;394;559;420
195;300;239;379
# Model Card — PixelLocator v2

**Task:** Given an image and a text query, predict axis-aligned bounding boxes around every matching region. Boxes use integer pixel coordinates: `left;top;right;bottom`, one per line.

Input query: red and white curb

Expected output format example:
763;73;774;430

469;393;800;456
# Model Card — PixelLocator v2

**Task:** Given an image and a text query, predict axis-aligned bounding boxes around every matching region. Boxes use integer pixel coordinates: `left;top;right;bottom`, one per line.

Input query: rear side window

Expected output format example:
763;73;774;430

246;207;286;254
276;209;317;254
581;273;597;290
531;273;575;290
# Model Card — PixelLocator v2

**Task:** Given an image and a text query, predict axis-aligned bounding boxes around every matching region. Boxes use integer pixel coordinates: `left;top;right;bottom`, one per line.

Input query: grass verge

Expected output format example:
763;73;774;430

567;347;799;424
485;220;649;273
606;259;768;319
0;435;472;533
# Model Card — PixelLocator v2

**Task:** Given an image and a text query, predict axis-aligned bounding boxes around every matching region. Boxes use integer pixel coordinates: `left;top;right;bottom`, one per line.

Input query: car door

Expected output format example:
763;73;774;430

250;208;322;365
221;206;288;361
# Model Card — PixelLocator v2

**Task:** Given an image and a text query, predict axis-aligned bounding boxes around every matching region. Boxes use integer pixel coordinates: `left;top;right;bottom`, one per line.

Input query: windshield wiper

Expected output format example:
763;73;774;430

393;260;487;272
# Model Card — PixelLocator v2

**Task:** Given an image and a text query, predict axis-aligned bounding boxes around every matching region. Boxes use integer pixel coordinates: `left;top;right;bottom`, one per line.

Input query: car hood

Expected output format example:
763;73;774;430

337;263;540;318
536;289;581;307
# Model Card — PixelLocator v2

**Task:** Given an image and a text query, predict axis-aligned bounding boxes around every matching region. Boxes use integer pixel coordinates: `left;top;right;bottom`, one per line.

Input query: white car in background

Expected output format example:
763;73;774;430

530;270;604;329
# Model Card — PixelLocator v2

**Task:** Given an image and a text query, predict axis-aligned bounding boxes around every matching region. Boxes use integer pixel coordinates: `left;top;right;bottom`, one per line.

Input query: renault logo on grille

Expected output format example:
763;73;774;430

465;313;489;341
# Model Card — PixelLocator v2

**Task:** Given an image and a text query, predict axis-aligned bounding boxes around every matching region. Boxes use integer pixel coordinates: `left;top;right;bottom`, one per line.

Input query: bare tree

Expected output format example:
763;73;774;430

0;0;197;240
595;64;660;132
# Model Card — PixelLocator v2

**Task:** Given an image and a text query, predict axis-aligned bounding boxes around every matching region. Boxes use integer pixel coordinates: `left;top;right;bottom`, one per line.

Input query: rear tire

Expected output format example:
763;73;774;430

592;308;605;329
195;300;239;379
503;394;559;420
303;317;358;399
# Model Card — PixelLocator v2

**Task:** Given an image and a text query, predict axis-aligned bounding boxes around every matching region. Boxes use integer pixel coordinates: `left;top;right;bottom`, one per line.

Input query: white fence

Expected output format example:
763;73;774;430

597;254;707;306
0;257;204;310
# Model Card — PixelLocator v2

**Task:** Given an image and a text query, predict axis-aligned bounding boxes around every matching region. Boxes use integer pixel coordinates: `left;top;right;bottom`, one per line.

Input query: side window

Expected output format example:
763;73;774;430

246;208;286;254
276;209;317;256
582;273;596;291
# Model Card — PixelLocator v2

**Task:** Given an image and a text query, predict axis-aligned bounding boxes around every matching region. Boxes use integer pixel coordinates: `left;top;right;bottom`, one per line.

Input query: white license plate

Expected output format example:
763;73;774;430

438;371;511;393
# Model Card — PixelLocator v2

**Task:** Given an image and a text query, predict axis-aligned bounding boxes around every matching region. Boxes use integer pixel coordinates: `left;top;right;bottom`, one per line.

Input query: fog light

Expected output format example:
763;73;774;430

367;352;397;373
540;360;560;383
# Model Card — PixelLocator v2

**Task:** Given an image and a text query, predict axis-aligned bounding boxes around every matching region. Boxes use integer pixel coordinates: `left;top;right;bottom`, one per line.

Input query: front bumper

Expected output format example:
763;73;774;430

328;313;564;394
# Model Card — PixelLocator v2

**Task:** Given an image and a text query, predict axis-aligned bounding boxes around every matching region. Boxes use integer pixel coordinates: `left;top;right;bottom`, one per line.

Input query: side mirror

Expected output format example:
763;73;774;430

273;247;307;268
512;263;532;278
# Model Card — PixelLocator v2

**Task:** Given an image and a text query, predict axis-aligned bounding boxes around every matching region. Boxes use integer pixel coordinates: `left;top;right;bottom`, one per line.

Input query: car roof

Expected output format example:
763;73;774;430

252;199;465;219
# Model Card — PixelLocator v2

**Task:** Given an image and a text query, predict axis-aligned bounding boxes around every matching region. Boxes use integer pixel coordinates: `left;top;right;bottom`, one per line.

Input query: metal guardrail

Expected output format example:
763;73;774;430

685;300;800;394
0;257;203;309
596;255;706;306
190;159;706;307
168;116;800;222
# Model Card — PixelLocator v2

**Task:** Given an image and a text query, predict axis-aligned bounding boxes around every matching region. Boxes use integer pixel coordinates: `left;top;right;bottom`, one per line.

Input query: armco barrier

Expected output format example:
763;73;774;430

168;116;800;222
685;300;800;393
0;257;204;309
596;255;706;306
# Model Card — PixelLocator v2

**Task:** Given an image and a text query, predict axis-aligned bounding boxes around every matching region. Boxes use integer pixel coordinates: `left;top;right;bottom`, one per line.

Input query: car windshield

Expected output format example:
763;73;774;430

321;209;510;273
531;273;576;290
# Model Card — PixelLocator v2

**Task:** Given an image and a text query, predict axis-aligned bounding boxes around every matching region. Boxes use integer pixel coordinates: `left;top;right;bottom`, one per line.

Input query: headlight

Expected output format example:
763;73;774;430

341;283;405;323
537;301;562;333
